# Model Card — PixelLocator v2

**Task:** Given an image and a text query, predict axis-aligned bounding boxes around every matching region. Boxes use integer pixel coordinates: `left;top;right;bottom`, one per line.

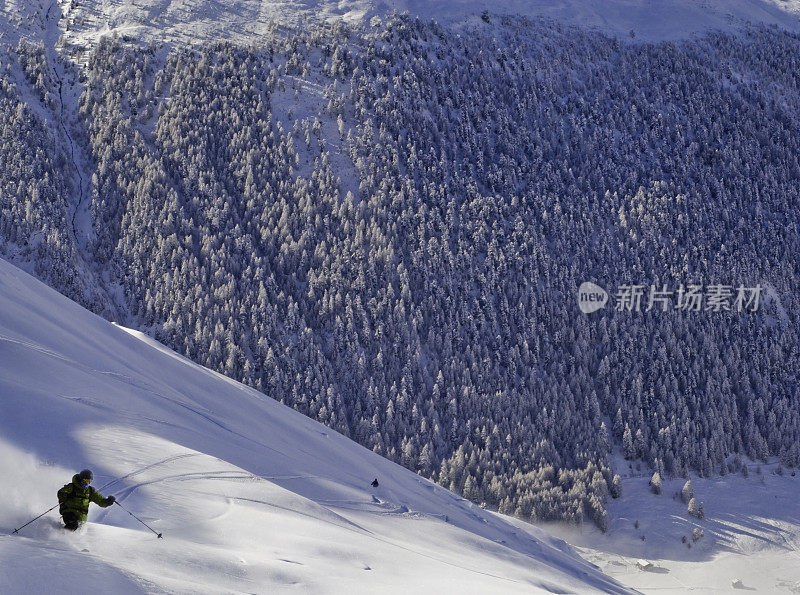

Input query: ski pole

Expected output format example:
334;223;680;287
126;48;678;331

114;501;163;538
11;504;59;535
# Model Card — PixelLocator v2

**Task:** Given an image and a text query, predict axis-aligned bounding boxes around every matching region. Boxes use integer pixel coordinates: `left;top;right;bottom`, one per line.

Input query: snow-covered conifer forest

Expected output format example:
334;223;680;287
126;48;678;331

2;10;799;533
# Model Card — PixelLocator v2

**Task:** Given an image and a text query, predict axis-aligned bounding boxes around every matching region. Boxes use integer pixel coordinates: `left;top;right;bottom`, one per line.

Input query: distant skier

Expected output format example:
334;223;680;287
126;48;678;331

57;469;115;531
371;478;379;488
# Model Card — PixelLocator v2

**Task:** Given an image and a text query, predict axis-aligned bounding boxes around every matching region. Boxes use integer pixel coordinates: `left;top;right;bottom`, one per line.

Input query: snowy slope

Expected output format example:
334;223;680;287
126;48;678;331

38;0;800;50
0;256;629;594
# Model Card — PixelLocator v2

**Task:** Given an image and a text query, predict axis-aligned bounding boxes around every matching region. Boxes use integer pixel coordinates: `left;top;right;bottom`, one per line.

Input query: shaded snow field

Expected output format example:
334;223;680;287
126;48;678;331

540;464;800;593
0;257;628;593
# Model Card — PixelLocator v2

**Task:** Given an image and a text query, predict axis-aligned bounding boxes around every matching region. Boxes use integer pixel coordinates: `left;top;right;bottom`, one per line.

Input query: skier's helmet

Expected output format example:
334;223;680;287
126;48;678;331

78;469;93;484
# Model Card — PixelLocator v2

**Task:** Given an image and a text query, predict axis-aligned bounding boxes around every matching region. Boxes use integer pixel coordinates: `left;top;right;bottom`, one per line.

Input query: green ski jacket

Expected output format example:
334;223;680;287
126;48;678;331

57;474;113;522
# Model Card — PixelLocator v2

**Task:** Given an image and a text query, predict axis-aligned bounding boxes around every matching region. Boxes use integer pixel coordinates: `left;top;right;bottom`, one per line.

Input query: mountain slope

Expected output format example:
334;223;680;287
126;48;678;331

0;256;629;593
49;0;800;49
4;8;800;534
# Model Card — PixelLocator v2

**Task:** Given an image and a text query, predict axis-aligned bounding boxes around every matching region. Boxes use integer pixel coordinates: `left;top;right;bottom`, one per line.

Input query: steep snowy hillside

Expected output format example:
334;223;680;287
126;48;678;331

42;0;800;50
0;257;629;593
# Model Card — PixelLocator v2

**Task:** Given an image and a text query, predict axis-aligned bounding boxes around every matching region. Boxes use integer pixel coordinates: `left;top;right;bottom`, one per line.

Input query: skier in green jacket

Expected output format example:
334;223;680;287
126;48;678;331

57;469;115;530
